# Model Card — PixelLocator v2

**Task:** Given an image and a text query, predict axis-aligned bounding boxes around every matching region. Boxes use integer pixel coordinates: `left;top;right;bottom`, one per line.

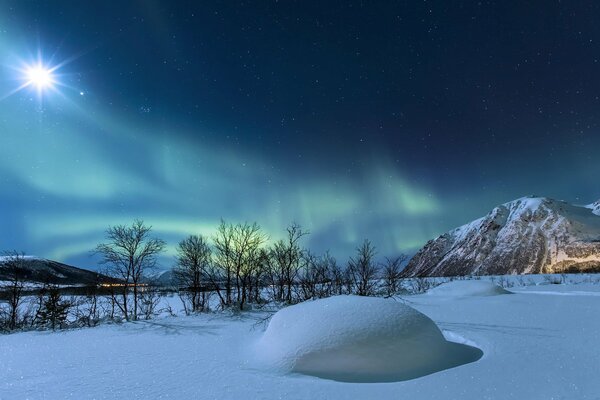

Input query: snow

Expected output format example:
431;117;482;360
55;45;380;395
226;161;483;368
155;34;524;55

426;280;511;297
585;200;600;216
509;196;545;212
2;277;600;399
255;295;482;382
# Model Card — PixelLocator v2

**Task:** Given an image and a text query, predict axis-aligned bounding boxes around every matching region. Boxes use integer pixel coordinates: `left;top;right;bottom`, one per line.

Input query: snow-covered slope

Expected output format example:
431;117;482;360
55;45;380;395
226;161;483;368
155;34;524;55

586;199;600;216
0;256;111;285
403;196;600;277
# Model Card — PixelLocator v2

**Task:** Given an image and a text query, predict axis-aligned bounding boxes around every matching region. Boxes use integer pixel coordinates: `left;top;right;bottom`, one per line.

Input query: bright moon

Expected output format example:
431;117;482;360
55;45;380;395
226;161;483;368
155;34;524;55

25;65;55;90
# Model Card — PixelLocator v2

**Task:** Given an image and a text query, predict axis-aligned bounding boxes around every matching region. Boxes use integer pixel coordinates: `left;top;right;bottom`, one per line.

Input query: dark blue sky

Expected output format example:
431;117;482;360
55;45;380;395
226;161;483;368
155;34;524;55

1;1;599;269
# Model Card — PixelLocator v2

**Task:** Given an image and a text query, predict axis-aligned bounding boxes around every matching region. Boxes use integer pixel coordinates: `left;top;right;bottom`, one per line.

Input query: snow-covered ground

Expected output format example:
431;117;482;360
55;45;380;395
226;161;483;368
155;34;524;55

1;276;600;399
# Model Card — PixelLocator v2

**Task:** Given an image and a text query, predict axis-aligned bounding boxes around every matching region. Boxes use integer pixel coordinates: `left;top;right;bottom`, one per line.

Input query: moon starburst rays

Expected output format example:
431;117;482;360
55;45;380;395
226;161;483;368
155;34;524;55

24;64;56;90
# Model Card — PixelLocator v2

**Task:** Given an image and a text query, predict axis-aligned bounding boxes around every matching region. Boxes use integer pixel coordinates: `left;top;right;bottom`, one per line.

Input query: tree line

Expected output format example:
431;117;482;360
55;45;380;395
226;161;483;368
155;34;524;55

1;218;409;332
169;220;408;313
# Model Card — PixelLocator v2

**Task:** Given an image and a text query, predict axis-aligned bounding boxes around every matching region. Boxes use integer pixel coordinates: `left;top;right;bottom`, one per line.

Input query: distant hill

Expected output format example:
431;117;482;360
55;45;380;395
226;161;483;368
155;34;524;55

0;256;112;286
143;269;175;287
403;196;600;277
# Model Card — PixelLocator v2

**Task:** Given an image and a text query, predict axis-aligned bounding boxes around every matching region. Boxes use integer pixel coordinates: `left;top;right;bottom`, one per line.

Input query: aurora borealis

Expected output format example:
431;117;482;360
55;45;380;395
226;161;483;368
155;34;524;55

1;2;600;269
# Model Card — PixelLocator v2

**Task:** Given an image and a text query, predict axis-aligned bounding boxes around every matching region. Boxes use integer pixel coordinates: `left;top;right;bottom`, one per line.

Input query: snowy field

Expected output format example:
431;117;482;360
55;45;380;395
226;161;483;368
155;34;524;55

1;276;600;400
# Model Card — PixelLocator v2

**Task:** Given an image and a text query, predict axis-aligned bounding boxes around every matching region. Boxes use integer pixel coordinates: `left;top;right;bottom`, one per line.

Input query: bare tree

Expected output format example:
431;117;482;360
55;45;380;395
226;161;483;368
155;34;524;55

139;288;162;320
1;251;26;330
212;220;267;310
347;239;379;296
96;266;118;320
328;255;348;295
211;220;235;307
381;254;408;296
173;235;212;313
319;251;340;297
247;248;269;305
95;219;166;321
265;223;307;304
74;273;105;327
298;251;337;300
298;251;319;301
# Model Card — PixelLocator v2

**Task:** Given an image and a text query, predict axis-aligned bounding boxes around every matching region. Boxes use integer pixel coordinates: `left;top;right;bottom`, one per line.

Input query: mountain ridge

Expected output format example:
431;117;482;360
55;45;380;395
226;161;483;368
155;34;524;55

0;256;112;286
403;196;600;277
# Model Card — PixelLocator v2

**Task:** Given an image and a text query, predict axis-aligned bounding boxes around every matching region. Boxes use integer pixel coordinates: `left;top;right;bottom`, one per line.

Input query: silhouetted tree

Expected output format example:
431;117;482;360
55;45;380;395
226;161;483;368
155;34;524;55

95;219;166;321
265;223;307;303
381;254;408;296
173;234;212;313
36;286;71;330
212;220;267;309
347;239;379;296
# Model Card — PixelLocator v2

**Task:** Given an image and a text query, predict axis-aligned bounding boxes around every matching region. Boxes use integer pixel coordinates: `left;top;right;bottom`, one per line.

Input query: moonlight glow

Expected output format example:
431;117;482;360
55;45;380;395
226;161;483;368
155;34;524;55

25;64;55;90
0;57;64;101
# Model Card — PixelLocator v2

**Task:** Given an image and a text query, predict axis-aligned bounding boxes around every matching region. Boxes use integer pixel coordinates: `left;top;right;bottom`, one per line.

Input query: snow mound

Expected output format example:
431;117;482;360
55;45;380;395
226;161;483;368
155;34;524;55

256;296;482;383
427;280;511;297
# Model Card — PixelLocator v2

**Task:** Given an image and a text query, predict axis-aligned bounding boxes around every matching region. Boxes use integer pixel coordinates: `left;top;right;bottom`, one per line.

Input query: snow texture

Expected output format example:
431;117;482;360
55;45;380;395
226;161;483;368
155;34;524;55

256;295;482;382
3;277;600;399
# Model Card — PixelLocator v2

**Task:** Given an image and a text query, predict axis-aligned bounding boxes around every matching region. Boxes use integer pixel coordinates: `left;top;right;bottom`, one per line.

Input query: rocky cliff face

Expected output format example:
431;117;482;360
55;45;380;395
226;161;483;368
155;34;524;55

403;197;600;277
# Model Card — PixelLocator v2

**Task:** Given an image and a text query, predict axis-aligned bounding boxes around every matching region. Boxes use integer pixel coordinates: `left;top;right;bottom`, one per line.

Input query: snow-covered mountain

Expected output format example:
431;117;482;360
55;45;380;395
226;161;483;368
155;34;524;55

143;269;175;286
403;196;600;277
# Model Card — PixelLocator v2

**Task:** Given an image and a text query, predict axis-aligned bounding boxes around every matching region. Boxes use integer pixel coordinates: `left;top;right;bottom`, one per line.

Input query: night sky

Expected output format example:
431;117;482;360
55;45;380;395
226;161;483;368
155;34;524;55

1;1;599;269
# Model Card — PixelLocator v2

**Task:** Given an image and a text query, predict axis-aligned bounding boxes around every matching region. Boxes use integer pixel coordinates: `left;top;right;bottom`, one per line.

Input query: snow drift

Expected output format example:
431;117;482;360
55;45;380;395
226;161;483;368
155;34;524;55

256;296;482;383
427;280;511;297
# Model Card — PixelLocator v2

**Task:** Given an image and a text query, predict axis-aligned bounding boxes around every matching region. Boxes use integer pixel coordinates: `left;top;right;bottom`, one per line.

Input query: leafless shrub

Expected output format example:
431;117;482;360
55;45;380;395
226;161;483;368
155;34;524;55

347;240;379;296
73;287;102;327
381;255;407;297
297;251;337;301
139;288;162;320
409;277;436;294
0;251;26;331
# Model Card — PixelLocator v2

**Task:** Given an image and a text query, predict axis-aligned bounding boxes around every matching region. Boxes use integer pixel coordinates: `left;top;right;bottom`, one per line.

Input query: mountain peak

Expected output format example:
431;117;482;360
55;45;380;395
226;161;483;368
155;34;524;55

403;196;600;277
